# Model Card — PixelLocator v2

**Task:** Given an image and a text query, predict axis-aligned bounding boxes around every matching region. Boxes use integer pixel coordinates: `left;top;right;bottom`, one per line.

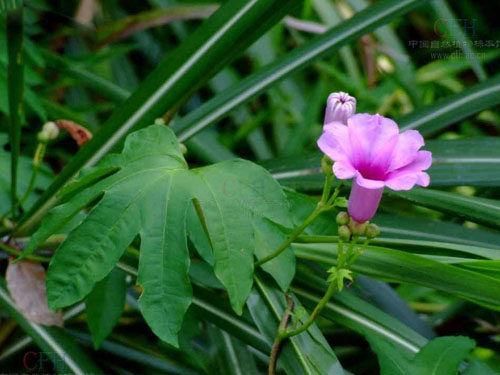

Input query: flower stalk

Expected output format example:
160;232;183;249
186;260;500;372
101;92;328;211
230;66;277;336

256;158;341;267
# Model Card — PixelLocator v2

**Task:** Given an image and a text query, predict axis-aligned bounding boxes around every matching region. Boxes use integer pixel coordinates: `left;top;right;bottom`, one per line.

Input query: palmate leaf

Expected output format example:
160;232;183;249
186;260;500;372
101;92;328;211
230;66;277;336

25;124;294;346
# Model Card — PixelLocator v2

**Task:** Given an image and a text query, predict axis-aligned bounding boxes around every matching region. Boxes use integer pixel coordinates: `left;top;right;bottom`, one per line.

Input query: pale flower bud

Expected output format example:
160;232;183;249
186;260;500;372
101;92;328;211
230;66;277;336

338;225;351;241
37;121;59;143
324;92;356;125
336;211;350;226
365;223;381;239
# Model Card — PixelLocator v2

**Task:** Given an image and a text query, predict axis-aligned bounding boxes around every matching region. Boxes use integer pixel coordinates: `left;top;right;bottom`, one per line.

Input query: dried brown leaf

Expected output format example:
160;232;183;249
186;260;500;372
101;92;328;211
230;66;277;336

56;119;93;147
6;260;63;326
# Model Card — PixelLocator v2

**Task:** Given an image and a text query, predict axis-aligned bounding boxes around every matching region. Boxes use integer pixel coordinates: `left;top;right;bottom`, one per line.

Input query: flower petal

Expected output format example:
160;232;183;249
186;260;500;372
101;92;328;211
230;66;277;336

384;173;419;190
355;172;385;189
317;122;351;162
348;114;399;172
416;172;430;187
333;161;356;179
390;151;432;175
389;130;425;171
385;151;432;190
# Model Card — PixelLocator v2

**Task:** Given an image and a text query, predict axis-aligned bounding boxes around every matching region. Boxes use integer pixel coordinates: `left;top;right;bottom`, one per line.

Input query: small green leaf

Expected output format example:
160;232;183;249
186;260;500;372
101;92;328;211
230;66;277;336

85;268;127;349
334;197;348;208
327;268;353;291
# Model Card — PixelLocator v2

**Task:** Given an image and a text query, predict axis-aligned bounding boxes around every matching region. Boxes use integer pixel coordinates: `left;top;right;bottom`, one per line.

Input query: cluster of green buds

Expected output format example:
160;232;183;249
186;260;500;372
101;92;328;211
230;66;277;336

336;211;380;241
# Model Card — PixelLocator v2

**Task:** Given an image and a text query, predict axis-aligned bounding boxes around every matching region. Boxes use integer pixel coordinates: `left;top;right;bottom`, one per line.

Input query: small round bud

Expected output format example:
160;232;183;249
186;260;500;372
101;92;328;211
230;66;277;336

37;132;49;143
349;218;367;236
179;143;188;155
338;225;351;241
42;121;60;140
38;121;59;142
321;156;333;175
154;118;166;126
365;223;381;239
336;211;350;226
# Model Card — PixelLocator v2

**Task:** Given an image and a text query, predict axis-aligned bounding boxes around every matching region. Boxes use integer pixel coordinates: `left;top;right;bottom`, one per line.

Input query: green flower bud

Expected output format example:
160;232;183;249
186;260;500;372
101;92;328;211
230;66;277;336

349;218;367;236
321;156;333;175
365;223;381;239
336;211;350;225
37;132;49;143
338;225;351;241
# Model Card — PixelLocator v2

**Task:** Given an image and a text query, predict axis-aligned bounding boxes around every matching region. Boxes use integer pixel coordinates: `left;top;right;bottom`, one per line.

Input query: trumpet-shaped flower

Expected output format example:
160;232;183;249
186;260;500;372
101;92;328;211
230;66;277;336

318;113;432;223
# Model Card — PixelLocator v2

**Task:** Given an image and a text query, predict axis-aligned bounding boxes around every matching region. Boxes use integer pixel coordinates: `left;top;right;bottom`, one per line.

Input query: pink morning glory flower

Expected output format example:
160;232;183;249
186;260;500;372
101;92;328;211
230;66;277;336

318;113;432;223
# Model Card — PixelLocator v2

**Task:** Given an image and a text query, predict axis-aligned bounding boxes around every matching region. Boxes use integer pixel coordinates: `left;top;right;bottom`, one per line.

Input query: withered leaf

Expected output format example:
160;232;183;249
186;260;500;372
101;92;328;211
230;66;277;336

6;260;63;326
56;119;93;146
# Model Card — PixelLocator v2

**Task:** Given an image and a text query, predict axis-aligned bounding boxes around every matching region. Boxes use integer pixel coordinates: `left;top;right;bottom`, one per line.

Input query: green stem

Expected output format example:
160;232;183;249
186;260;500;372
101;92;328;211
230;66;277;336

256;180;342;267
320;172;333;204
0;241;50;263
19;142;47;211
280;280;337;340
256;207;325;267
18;168;39;209
325;181;342;206
268;295;294;375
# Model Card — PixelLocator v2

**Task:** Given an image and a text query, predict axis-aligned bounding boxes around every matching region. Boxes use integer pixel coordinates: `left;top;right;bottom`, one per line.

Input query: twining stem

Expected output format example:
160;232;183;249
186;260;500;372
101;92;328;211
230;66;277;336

279;279;337;340
268;234;372;370
256;178;341;267
268;295;294;375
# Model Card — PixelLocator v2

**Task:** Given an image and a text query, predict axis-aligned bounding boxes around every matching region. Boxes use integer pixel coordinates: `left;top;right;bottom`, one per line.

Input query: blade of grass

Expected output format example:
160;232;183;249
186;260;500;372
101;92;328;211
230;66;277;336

346;0;422;105
294;243;500;309
386;188;500;229
69;330;199;374
312;0;364;91
0;0;22;13
6;5;23;217
430;0;487;81
399;74;500;135
295;267;429;352
172;0;427;141
95;4;218;46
